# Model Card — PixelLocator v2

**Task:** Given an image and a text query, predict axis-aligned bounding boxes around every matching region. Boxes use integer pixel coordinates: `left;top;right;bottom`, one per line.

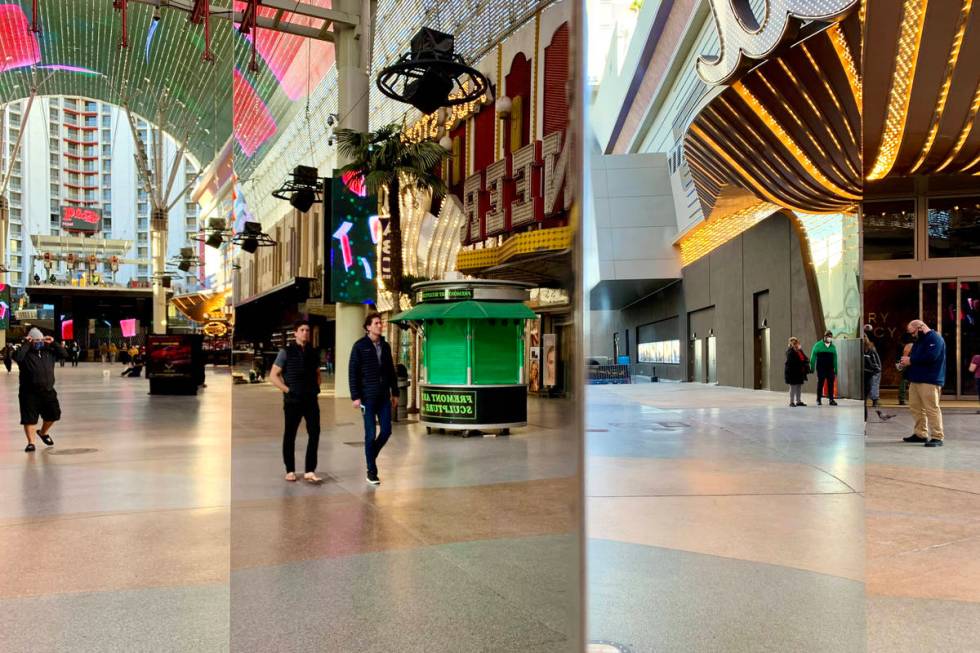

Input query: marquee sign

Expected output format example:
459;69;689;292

61;206;103;233
697;0;858;86
462;128;571;244
203;321;228;337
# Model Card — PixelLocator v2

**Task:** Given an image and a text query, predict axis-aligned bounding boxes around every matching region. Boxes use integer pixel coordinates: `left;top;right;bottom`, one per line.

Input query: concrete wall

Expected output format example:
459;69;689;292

591;152;682;283
594;212;839;393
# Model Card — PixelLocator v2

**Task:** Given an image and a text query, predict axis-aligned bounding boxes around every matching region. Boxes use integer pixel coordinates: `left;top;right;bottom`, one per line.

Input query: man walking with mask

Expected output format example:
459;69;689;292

14;328;68;452
810;330;839;406
349;312;399;485
901;319;946;447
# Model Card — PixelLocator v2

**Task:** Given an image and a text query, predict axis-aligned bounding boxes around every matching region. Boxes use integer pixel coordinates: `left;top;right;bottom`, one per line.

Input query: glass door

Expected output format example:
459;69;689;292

961;280;980;401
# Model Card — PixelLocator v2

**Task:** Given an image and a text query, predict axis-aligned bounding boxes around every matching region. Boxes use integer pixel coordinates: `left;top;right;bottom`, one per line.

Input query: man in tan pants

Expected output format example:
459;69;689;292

900;320;946;447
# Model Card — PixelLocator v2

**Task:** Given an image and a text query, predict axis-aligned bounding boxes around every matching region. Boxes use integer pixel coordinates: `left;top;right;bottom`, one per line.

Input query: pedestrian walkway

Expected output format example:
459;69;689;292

866;410;980;653
230;381;579;652
0;363;230;652
587;382;865;652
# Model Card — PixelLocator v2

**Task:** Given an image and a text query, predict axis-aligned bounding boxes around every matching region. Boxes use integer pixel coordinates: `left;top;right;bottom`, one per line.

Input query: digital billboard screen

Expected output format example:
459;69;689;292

61;206;103;233
329;174;379;305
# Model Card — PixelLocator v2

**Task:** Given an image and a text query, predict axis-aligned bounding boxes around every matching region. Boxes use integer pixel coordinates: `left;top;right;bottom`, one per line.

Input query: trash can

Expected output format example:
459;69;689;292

396;364;409;421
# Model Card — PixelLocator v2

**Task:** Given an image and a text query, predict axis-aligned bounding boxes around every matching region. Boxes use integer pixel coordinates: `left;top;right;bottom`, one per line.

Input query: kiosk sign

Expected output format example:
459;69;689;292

61;206;103;233
421;389;477;421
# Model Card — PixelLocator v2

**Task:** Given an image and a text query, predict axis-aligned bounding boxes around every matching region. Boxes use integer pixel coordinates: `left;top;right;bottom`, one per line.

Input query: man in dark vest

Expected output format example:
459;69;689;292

270;319;323;483
349;312;399;485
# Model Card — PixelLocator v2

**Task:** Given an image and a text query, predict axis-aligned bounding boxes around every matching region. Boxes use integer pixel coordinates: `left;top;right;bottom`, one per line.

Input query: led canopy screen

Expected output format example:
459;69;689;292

0;283;12;330
329;176;378;305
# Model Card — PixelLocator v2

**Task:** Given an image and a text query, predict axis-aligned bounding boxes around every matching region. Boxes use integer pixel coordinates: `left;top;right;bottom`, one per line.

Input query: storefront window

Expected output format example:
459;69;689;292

927;197;980;259
862;199;915;260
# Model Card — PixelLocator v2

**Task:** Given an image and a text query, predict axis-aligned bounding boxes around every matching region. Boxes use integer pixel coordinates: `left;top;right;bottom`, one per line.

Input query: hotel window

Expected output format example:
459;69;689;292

862;199;915;261
102;144;111;157
50;199;59;213
102;115;111;128
49;107;59;122
928;197;980;259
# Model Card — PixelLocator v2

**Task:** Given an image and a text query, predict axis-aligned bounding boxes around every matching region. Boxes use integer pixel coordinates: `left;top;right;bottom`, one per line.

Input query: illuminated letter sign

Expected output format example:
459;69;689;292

463;171;483;243
542;129;571;216
697;0;857;85
61;206;103;233
484;157;512;236
510;141;542;228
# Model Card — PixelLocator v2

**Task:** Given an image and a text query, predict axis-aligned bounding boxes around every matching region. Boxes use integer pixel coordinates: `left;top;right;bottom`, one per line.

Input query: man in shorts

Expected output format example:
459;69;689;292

14;328;68;452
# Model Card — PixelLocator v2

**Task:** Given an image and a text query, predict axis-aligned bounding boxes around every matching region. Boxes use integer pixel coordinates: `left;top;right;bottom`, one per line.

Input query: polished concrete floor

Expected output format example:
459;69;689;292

866;408;980;653
0;363;230;652
586;382;866;652
230;379;581;652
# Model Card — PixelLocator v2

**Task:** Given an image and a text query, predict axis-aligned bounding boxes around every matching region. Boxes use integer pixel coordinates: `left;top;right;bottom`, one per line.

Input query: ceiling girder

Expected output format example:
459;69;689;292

125;0;354;42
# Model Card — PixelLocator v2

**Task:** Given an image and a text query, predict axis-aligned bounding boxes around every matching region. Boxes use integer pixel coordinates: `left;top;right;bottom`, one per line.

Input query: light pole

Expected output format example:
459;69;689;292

332;0;375;400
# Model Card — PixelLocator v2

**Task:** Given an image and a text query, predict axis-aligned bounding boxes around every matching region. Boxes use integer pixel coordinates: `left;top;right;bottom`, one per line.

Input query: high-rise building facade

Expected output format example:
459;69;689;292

1;96;200;289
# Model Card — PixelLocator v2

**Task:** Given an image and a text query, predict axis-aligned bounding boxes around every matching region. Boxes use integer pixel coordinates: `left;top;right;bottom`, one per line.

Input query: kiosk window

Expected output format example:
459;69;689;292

473;322;521;384
426;321;468;385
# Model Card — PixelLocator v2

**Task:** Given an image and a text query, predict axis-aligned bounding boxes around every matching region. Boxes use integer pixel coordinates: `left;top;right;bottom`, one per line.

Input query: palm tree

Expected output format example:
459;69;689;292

334;124;449;308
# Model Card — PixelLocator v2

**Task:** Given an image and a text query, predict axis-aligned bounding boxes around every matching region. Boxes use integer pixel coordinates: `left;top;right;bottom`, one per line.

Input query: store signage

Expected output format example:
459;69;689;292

418;288;475;303
379;217;393;284
203;321;228;337
421;388;477;420
697;0;857;85
61;206;102;233
0;283;11;330
463;128;571;244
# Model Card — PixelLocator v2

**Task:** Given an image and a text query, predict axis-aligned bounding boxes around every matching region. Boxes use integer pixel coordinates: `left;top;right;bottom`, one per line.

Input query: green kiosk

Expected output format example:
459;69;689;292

393;280;537;434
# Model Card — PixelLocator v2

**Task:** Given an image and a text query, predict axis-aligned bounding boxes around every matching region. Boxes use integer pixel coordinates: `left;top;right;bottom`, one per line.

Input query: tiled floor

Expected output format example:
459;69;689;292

865;409;980;653
586;383;866;652
230;379;582;652
0;362;230;653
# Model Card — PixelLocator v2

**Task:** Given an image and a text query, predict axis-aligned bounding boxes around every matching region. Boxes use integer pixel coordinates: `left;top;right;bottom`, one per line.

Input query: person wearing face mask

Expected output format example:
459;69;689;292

810;331;839;406
900;319;946;447
12;328;68;452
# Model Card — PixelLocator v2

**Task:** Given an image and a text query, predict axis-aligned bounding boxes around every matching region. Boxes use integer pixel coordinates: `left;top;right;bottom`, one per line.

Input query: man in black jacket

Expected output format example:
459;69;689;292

349;312;399;485
15;327;67;452
270;320;323;483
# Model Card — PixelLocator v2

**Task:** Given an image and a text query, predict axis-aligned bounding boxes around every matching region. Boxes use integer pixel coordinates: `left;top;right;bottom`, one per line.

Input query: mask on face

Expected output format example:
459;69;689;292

824;337;831;344
33;341;44;350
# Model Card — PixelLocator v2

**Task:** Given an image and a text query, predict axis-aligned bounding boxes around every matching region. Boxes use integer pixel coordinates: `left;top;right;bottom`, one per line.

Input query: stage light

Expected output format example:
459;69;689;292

241;238;259;254
206;231;223;248
178;260;191;272
243;221;262;235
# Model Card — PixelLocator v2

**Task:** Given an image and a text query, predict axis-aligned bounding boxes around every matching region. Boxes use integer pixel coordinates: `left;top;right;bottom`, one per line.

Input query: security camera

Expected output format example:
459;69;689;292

325;114;338;128
327;136;336;147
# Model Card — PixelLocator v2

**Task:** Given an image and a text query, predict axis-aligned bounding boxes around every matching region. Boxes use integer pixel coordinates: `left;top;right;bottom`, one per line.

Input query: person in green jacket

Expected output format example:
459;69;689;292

810;330;838;406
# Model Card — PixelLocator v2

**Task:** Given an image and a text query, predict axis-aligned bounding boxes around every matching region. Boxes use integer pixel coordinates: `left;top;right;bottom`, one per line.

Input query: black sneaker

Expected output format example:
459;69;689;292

25;443;36;453
366;471;381;485
829;400;838;406
924;439;944;447
789;403;797;407
903;434;928;443
817;400;822;405
38;433;54;447
797;402;807;406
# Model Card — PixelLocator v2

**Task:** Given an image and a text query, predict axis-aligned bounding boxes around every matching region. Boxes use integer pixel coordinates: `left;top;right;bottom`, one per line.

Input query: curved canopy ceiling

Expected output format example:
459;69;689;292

0;1;234;166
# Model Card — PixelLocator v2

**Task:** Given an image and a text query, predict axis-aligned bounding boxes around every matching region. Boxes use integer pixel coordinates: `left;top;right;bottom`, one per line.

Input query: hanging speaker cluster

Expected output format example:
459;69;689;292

377;28;490;115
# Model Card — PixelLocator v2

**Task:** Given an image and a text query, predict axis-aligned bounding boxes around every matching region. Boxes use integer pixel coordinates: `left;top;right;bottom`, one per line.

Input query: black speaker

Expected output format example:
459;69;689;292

292;165;319;187
411;27;454;60
243;221;262;236
241;237;259;254
206;232;223;249
290;187;317;212
404;68;455;115
161;276;171;288
177;260;191;273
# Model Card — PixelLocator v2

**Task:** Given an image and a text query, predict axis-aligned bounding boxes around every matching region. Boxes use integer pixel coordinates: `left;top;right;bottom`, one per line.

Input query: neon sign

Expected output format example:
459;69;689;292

462;129;571;244
697;0;857;85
